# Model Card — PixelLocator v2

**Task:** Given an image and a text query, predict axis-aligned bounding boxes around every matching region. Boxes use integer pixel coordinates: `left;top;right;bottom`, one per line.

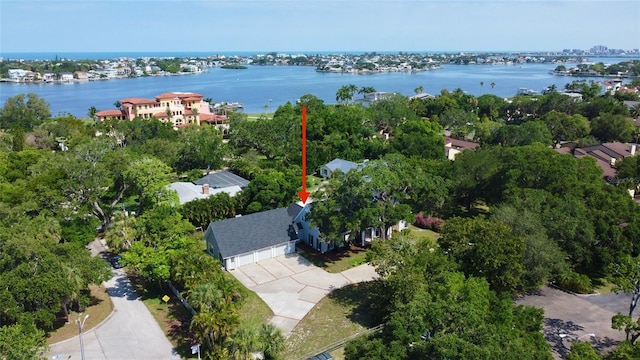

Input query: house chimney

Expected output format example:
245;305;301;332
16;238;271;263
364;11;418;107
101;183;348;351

202;184;209;195
631;144;636;156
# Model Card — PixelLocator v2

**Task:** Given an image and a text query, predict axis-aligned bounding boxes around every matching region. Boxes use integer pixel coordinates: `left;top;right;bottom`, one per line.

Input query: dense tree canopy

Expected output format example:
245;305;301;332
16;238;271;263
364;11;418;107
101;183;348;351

0;93;51;130
347;236;552;360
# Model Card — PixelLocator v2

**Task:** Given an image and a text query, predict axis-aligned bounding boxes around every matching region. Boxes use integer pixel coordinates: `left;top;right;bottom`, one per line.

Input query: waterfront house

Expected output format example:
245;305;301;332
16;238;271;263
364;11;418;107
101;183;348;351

60;73;74;82
7;69;28;82
95;91;219;128
43;72;55;82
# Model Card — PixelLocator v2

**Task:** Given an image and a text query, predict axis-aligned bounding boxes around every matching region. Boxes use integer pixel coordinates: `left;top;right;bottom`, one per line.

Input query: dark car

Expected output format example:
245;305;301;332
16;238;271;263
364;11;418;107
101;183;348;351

109;255;123;269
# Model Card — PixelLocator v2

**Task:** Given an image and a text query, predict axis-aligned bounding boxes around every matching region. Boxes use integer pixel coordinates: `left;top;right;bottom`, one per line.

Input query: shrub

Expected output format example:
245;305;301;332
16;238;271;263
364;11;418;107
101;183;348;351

555;271;593;294
414;212;444;232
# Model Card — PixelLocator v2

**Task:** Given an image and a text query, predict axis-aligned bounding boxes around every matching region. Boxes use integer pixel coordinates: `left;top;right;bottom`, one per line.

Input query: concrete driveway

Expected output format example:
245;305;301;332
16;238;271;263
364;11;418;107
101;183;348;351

47;241;180;360
517;286;630;359
230;253;379;335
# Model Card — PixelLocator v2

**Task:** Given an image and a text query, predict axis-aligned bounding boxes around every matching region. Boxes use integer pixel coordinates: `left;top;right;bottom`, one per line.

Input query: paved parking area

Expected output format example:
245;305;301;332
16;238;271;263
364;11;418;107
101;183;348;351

231;253;379;335
517;286;630;359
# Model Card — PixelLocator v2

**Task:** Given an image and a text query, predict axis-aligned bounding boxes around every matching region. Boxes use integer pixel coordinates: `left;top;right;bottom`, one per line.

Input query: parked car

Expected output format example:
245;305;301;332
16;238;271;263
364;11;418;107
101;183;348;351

109;255;123;269
309;353;332;360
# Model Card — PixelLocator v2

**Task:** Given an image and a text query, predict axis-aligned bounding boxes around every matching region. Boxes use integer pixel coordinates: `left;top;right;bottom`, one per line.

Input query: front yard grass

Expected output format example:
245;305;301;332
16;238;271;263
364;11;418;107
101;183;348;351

283;281;382;360
407;224;441;245
296;243;369;273
239;280;274;328
47;284;113;345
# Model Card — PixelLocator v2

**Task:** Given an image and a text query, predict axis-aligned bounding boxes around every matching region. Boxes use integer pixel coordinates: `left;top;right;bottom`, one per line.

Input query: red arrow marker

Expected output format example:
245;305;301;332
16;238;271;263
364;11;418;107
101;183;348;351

298;106;310;204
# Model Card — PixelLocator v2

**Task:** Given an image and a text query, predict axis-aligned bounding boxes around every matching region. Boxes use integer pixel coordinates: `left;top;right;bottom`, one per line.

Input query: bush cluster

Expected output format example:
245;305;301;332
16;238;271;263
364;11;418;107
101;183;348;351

414;212;444;232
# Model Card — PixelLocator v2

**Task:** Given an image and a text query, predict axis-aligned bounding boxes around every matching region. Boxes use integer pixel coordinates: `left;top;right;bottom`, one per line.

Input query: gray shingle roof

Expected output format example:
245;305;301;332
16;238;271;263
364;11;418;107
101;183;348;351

168;182;242;205
207;207;300;258
194;170;250;189
324;158;359;174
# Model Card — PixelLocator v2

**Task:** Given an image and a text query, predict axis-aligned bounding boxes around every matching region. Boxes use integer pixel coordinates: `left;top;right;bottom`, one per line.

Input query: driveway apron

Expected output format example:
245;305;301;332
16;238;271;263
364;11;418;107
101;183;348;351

231;253;378;335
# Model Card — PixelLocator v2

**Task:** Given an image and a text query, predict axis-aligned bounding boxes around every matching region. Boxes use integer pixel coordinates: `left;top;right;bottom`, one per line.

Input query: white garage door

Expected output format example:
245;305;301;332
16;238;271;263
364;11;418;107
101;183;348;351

256;248;272;261
273;243;288;257
237;252;255;267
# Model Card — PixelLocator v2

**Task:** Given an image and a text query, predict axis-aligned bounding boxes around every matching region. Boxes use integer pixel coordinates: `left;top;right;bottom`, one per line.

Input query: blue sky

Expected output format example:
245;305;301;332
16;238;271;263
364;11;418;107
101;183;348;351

1;0;639;53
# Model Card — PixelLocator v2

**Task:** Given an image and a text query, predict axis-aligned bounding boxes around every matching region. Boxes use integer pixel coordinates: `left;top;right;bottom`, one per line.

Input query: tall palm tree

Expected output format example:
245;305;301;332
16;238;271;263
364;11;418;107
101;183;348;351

259;323;285;360
358;86;376;94
88;106;97;121
490;82;496;88
336;84;358;104
225;327;260;360
414;85;424;95
104;212;138;251
190;309;240;355
188;282;224;312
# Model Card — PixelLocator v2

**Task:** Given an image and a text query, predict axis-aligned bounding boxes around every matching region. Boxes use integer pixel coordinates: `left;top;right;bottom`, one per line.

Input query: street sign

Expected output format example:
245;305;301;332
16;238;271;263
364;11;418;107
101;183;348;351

162;295;170;303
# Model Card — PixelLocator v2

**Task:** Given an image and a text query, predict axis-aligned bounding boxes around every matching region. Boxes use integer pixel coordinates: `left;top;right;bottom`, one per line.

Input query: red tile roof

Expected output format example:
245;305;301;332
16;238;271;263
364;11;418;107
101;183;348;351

154;112;169;118
445;137;480;150
200;114;228;123
155;92;203;100
96;109;126;116
121;97;156;105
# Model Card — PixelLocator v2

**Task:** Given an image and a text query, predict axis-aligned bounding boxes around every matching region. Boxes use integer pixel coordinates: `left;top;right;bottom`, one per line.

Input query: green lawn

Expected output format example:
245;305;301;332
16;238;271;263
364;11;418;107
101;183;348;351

307;175;325;193
283;281;381;360
245;113;273;121
238;280;274;328
297;244;369;273
47;284;113;345
407;224;441;245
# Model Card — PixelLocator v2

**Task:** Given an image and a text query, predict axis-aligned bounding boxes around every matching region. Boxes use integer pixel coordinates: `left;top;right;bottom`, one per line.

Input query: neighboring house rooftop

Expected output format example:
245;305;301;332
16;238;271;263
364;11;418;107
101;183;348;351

445;137;480;160
208;207;301;258
168;182;242;205
409;92;435;100
445;137;480;150
193;170;250;189
565;142;638;180
323;158;360;174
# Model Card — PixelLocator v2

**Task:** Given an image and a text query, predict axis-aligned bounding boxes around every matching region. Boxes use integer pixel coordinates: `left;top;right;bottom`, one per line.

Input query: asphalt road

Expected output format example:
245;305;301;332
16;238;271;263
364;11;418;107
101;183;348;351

47;243;181;360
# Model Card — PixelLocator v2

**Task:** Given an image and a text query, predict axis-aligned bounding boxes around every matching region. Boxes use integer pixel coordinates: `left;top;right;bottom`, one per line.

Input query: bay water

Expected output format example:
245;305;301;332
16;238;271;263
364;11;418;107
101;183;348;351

0;56;635;118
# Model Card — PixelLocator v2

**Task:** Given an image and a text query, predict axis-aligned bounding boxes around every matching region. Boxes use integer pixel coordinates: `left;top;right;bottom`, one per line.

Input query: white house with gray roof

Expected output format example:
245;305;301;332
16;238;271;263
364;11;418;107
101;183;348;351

204;204;306;270
319;158;366;179
169;169;249;205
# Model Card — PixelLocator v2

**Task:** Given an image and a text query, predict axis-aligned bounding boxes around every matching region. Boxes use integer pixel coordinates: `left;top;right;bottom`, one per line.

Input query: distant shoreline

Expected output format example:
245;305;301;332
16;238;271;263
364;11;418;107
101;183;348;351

2;51;639;62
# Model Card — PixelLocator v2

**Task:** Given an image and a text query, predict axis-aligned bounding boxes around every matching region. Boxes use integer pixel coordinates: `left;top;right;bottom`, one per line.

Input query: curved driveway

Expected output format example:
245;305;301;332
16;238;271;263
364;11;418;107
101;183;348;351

47;268;181;360
230;253;379;335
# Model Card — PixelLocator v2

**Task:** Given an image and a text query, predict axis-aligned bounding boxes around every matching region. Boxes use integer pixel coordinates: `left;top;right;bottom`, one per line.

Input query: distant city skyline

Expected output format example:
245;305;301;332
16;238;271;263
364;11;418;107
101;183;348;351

1;0;639;54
